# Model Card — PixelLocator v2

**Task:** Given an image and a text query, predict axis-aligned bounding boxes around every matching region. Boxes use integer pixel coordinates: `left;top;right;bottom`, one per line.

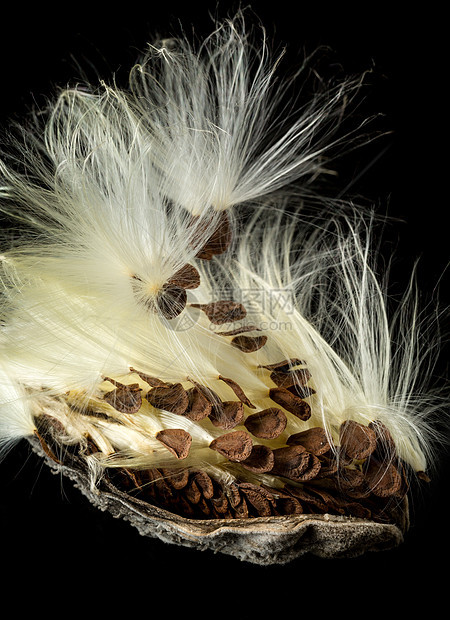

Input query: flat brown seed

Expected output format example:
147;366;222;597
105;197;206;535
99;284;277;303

340;420;377;460
184;387;212;421
191;470;214;499
231;334;268;353
286;427;331;455
129;368;170;388
184;478;202;504
147;383;189;415
369;419;398;461
160;468;190;490
156;284;187;319
216;325;261;336
191;300;247;325
209;400;244;429
244;408;287;439
218;375;255;408
241;445;275;473
238;483;274;517
270;368;312;388
209;430;253;462
269;387;311;420
272;445;310;477
167;264;201;289
103;384;142;413
155;428;192;459
259;358;306;372
193;211;232;260
287;384;316;398
364;458;403;498
293;453;322;481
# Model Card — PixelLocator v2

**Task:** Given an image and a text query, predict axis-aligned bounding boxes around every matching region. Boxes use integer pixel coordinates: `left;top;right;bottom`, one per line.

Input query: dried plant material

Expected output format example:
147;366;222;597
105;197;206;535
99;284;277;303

364;458;403;498
259;359;306;371
272;445;311;479
241;444;274;473
184;386;212;421
231;334;268;352
167;264;201;289
293;452;322;481
269;387;311;420
244;407;287;439
103;383;142;413
270;367;312;388
1;11;444;565
191;300;247;324
216;325;261;336
209;430;253;462
160;468;190;490
287;384;316;398
155;428;192;459
238;482;274;517
340;420;377;461
193;212;232;260
287;427;331;455
369;420;398;460
209;400;244;429
147;383;189;415
156;284;187;319
129;369;170;388
191;470;214;499
33;429;61;464
218;375;255;408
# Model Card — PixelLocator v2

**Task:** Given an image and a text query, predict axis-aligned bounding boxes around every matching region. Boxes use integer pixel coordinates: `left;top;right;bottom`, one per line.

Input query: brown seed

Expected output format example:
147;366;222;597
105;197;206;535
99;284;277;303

193;211;232;260
160;468;190;490
191;470;215;499
231;334;268;353
129;368;170;388
156;284;187;319
238;483;274;517
216;325;262;336
210;488;230;514
259;358;306;372
155;428;192;459
184;387;212;421
285;485;329;513
227;484;243;509
147;383;189;415
270;368;312;388
33;429;61;464
184;478;202;504
417;470;431;483
191;300;247;325
241;445;275;473
369;419;398;461
167;264;200;289
218;375;255;408
337;467;366;491
364;458;403;498
339;420;377;461
272;445;310;478
244;408;287;439
269;387;311;420
209;430;253;462
287;384;316;398
286;427;331;456
293;452;322;481
103;383;142;414
233;497;249;519
209;401;244;429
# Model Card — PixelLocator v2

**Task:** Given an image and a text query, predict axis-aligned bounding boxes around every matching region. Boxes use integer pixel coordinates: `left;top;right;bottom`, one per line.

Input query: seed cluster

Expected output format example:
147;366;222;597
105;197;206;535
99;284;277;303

33;210;418;529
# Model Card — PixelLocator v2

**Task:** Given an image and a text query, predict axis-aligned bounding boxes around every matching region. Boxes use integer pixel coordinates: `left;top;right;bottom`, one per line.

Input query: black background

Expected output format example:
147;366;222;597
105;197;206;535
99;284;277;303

0;0;448;603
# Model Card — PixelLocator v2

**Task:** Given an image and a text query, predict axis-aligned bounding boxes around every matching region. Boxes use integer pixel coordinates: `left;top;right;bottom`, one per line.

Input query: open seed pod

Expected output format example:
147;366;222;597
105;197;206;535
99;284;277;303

0;13;442;565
